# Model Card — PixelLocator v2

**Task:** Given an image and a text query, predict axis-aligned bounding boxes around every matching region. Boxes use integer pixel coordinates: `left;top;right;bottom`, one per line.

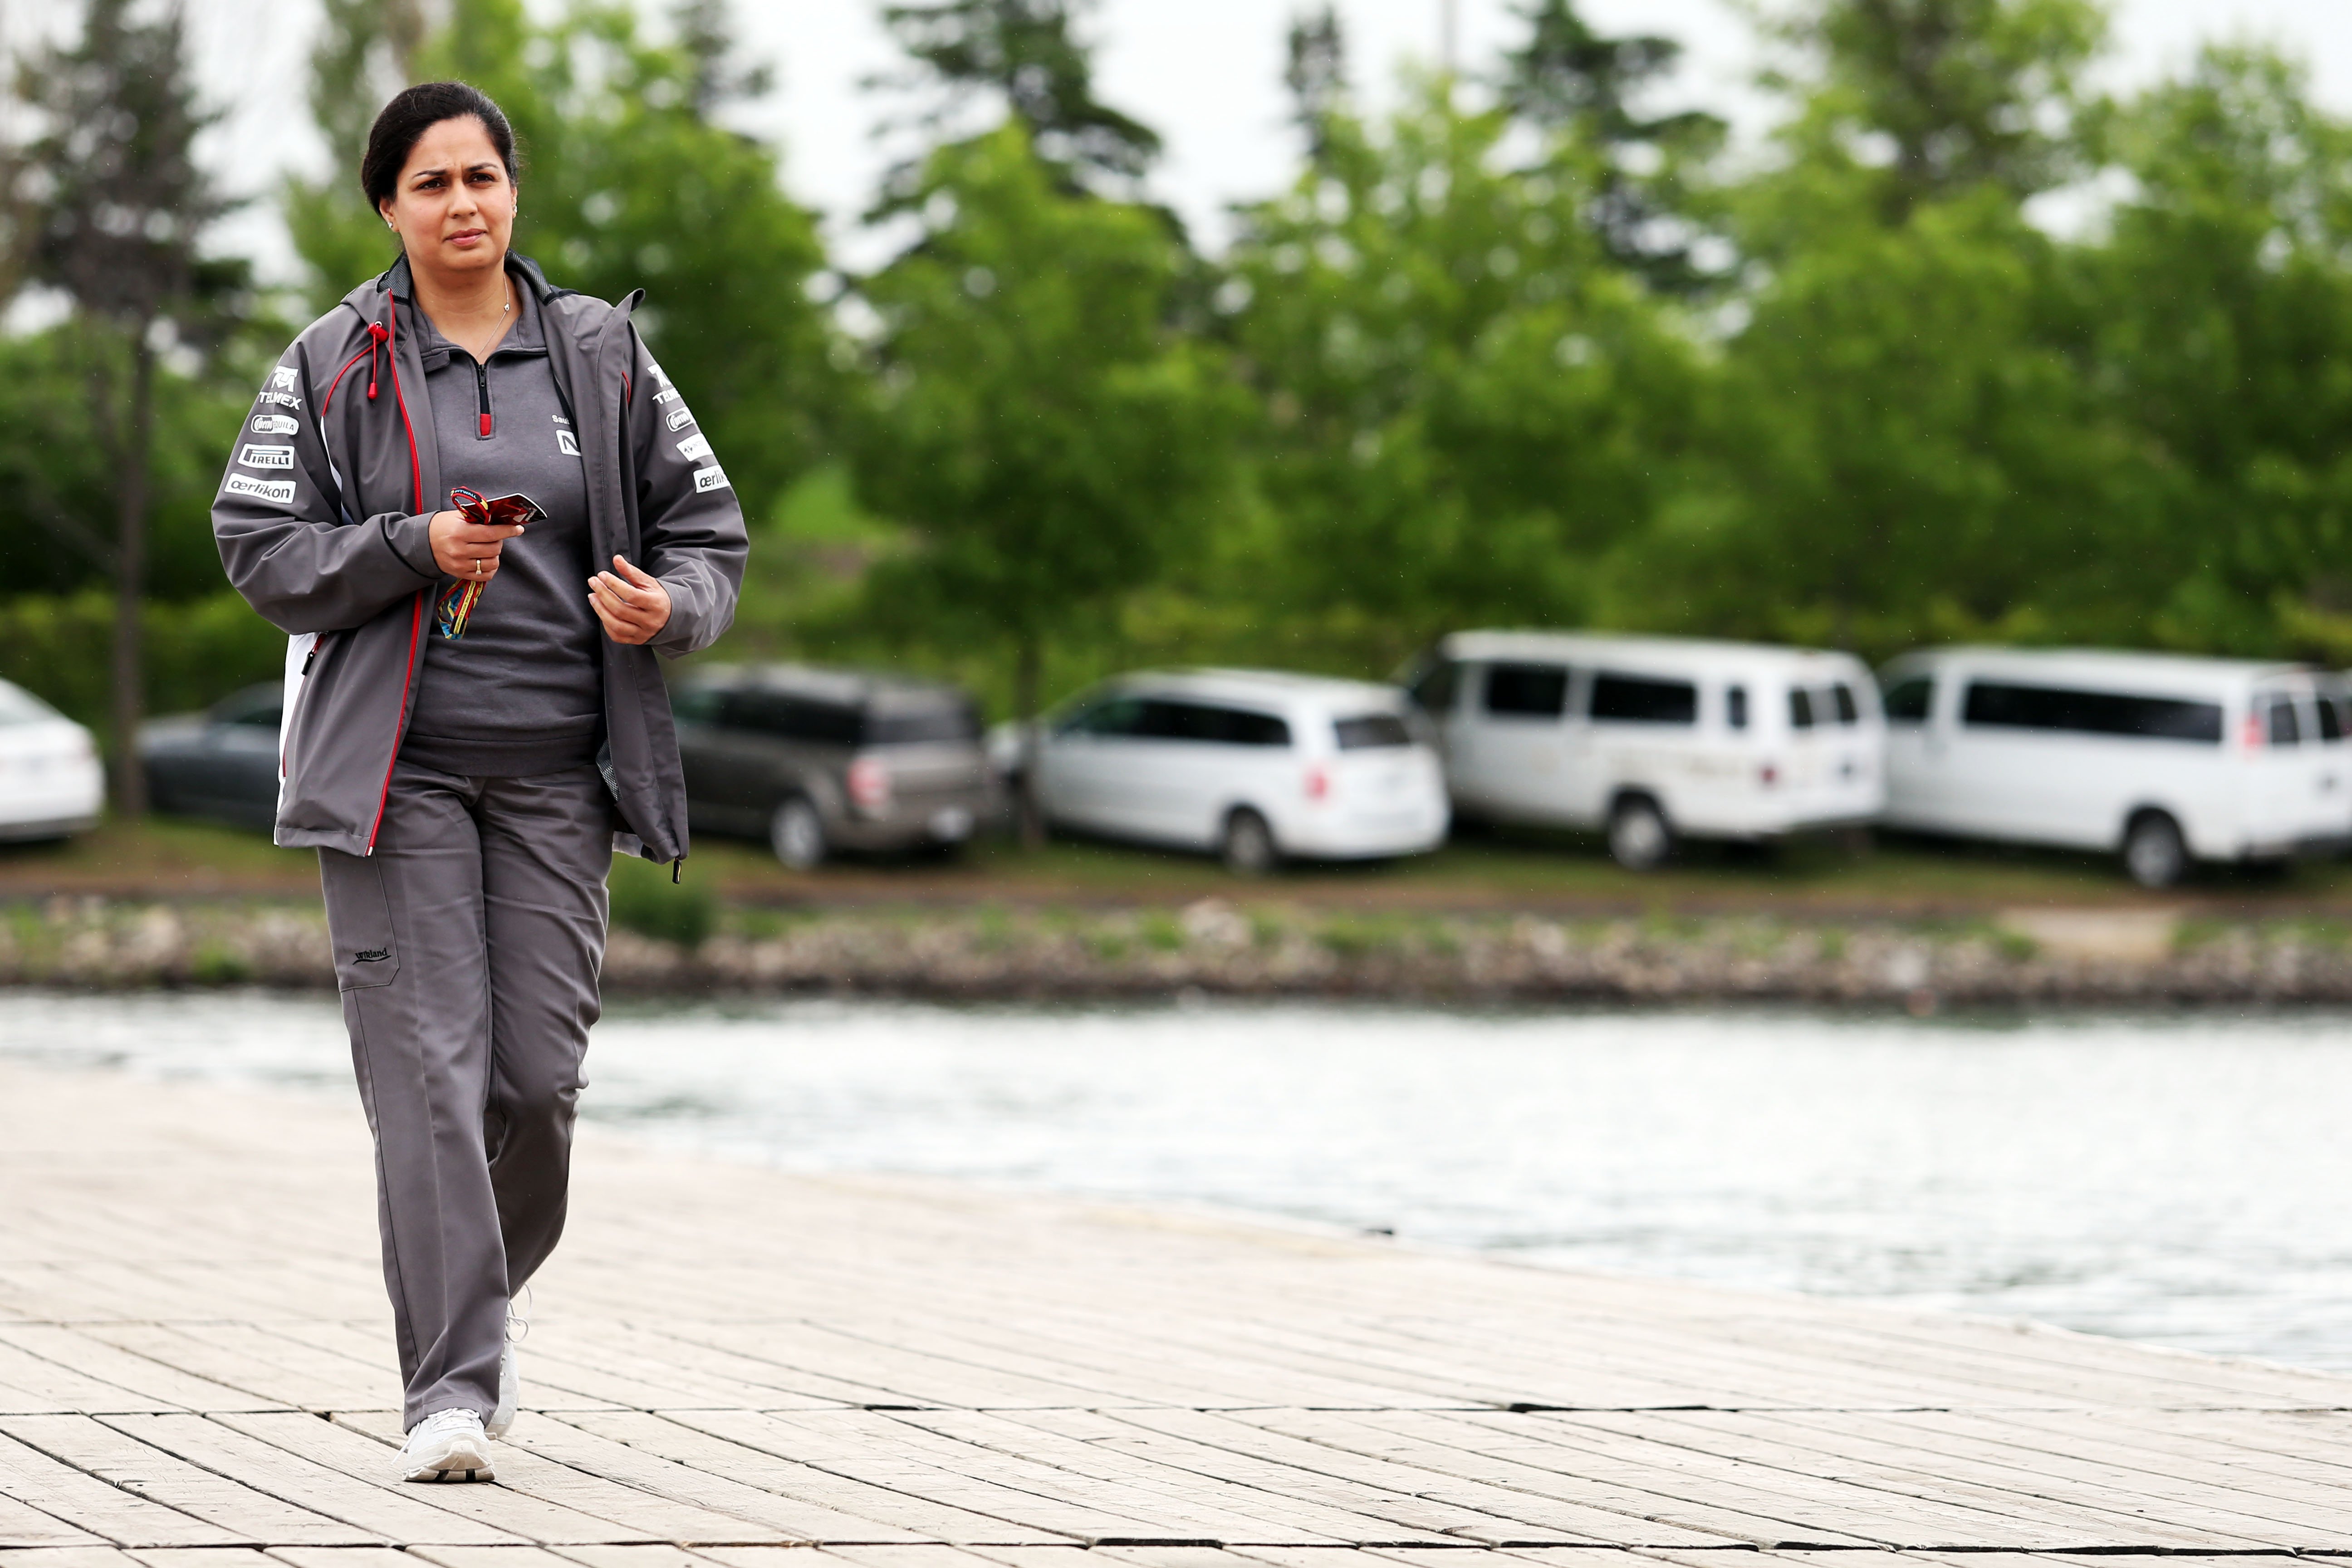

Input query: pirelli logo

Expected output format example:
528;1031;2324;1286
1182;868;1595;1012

239;444;296;470
224;474;296;504
692;466;730;494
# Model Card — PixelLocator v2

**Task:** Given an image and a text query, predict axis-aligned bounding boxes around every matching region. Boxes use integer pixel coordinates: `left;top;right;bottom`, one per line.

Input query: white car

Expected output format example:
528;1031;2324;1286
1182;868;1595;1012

1881;647;2351;887
1410;631;1885;867
1027;669;1450;871
0;680;103;841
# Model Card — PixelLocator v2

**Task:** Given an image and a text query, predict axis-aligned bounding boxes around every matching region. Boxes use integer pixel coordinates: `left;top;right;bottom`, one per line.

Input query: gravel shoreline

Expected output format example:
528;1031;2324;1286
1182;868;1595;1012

7;895;2352;1007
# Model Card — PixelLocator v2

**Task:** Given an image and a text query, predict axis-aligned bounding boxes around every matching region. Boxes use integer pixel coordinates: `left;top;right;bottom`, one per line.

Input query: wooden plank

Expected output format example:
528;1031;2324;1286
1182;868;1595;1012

212;1412;661;1549
1216;1407;1875;1548
98;1414;525;1547
644;1409;1209;1546
556;1411;1044;1547
333;1411;795;1546
0;1327;289;1416
0;1549;144;1568
266;1548;419;1568
502;1413;938;1544
404;1549;596;1568
71;1327;381;1415
0;1416;376;1547
121;1550;282;1568
0;1426;241;1548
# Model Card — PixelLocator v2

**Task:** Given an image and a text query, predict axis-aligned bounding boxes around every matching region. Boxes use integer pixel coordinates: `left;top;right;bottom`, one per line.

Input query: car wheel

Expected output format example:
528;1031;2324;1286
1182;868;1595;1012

1221;808;1279;876
1607;794;1674;871
2122;810;2188;889
770;796;827;871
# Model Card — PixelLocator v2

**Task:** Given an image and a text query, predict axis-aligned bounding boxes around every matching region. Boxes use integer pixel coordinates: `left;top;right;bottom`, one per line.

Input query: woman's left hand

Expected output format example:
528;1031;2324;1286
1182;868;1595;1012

589;555;672;645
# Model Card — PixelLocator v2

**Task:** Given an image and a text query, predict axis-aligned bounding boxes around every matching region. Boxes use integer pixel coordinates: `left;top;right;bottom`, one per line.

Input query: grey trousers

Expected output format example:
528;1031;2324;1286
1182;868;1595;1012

318;760;612;1427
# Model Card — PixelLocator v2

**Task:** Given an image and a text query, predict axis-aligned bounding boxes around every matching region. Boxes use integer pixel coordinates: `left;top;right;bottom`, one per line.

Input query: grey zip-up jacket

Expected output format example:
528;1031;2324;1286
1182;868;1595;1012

213;254;746;864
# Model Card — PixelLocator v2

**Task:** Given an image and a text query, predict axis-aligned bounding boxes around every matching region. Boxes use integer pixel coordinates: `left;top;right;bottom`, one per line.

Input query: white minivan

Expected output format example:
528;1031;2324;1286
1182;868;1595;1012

0;679;103;842
1879;648;2350;887
1409;632;1885;867
1030;669;1450;872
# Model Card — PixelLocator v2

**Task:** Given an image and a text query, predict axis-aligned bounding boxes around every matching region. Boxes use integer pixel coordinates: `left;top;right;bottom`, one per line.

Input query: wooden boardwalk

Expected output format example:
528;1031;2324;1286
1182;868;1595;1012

5;1057;2352;1568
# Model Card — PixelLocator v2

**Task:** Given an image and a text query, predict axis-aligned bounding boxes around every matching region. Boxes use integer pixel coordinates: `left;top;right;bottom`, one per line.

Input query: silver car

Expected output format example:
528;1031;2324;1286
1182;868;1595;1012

673;665;995;868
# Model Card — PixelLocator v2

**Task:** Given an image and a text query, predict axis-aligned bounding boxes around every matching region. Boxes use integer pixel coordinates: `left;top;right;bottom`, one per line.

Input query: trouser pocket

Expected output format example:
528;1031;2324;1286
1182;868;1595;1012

318;849;401;990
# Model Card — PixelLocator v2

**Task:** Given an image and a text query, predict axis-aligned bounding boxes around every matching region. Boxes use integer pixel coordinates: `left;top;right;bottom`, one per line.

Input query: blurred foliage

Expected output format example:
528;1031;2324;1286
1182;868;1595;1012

608;850;716;949
11;0;2352;743
0;591;284;737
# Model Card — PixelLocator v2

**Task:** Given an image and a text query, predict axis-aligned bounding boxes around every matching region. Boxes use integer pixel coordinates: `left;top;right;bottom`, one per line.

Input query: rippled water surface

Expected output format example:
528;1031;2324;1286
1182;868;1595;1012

6;991;2352;1370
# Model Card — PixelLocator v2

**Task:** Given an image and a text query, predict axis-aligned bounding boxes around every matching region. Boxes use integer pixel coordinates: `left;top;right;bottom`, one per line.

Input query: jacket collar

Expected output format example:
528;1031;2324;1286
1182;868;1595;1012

344;250;566;321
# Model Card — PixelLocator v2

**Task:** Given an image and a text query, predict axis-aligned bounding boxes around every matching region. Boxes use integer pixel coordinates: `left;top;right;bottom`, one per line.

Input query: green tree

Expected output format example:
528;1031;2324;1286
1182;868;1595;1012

287;0;429;316
9;0;249;812
2079;46;2352;657
1225;80;1701;664
286;0;837;523
873;0;1162;194
849;124;1241;837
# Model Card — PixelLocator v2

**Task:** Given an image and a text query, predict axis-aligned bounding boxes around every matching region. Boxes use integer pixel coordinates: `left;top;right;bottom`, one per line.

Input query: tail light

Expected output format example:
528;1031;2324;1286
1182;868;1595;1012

846;755;892;813
1759;762;1779;788
2242;714;2266;751
1304;764;1331;802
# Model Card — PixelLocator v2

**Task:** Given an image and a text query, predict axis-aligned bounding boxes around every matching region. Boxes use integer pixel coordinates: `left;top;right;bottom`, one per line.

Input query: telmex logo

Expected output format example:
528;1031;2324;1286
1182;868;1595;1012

224;474;296;504
239;445;296;470
250;414;299;436
664;407;695;431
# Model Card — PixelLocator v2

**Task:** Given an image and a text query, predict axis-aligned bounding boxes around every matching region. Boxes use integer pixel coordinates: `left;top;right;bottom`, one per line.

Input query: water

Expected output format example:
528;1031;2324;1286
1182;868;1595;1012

6;991;2352;1371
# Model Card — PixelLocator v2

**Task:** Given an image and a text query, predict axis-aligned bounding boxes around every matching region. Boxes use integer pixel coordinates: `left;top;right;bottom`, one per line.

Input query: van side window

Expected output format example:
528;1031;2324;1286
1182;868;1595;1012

2265;696;2302;747
1591;673;1697;725
1882;677;1933;724
1725;685;1748;730
1141;701;1292;747
2320;696;2346;743
1484;663;1569;718
1788;688;1815;730
1832;684;1860;725
1409;660;1460;714
1961;682;2224;745
1068;697;1145;736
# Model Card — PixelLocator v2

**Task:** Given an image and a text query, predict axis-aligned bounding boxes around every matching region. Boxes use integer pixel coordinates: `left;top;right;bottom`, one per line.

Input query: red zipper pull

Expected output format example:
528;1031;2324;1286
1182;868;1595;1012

365;322;388;400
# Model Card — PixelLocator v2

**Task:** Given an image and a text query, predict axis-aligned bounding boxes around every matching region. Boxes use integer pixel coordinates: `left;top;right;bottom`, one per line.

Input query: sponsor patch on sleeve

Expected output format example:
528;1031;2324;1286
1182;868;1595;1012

648;361;673;390
255;390;303;410
250;413;299;436
224;473;297;505
238;444;296;470
692;465;731;494
269;366;299;392
664;407;696;431
675;434;713;461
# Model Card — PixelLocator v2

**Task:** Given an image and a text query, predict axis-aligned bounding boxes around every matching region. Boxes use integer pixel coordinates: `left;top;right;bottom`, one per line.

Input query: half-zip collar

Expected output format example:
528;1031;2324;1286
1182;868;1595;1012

409;278;550;442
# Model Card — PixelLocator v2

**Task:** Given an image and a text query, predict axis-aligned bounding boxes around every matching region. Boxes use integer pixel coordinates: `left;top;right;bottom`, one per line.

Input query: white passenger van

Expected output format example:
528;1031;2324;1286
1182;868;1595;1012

1030;669;1450;872
1408;632;1885;868
1878;648;2352;887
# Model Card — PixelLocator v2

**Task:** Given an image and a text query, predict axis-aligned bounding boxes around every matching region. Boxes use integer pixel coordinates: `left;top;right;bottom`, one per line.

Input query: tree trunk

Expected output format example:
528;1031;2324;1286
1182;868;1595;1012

1014;633;1044;851
110;330;154;819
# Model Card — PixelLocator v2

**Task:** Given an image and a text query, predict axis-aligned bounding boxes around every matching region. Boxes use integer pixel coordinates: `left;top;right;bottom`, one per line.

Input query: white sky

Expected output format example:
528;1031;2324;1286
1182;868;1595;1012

13;0;2352;282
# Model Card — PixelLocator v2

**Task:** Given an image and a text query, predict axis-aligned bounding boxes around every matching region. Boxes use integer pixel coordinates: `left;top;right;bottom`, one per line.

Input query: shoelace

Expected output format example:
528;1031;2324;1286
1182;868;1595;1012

412;1407;480;1439
506;1283;531;1344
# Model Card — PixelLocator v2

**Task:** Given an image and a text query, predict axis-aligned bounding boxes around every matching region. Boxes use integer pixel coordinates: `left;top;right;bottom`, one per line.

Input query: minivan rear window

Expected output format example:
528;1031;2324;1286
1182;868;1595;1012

1484;663;1569;718
1961;681;2223;744
1334;714;1412;750
1788;688;1814;730
1592;673;1697;725
2320;696;2347;743
866;705;980;745
2264;695;2302;747
1832;684;1860;724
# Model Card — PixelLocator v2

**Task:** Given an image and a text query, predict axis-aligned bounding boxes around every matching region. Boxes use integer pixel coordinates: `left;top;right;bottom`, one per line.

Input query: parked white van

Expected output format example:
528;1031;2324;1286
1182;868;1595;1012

1878;647;2351;887
1029;669;1450;872
1408;632;1885;867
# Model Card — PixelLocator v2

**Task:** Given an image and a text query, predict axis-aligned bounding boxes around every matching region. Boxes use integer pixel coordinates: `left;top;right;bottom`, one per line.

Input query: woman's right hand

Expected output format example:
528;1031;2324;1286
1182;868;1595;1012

428;509;527;582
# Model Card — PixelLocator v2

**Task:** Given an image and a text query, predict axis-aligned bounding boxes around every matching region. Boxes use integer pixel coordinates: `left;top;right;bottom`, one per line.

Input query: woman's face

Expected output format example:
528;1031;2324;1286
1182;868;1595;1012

379;115;516;281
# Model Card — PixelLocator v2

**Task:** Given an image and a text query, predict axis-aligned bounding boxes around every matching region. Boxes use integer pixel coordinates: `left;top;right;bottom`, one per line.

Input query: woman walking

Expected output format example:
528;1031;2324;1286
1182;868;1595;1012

213;82;745;1482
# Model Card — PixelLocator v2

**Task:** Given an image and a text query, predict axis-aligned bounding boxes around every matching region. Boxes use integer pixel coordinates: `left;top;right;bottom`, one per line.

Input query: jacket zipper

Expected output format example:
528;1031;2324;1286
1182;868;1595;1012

475;357;493;437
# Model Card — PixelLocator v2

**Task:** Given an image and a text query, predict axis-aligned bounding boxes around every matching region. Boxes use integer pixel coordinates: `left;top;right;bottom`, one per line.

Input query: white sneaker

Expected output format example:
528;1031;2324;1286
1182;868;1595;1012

401;1407;494;1482
487;1292;526;1440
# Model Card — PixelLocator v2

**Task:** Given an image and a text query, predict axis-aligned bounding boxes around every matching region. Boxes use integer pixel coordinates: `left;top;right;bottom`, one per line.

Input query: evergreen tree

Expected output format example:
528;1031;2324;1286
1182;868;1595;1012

9;0;248;813
1284;7;1348;166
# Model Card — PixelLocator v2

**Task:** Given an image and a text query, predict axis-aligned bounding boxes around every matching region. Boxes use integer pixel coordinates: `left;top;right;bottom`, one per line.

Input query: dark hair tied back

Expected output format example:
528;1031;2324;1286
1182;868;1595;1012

360;82;520;210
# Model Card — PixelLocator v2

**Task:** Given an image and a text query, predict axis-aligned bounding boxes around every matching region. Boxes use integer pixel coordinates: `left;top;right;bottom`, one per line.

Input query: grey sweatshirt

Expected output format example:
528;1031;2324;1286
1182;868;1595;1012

400;288;604;776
